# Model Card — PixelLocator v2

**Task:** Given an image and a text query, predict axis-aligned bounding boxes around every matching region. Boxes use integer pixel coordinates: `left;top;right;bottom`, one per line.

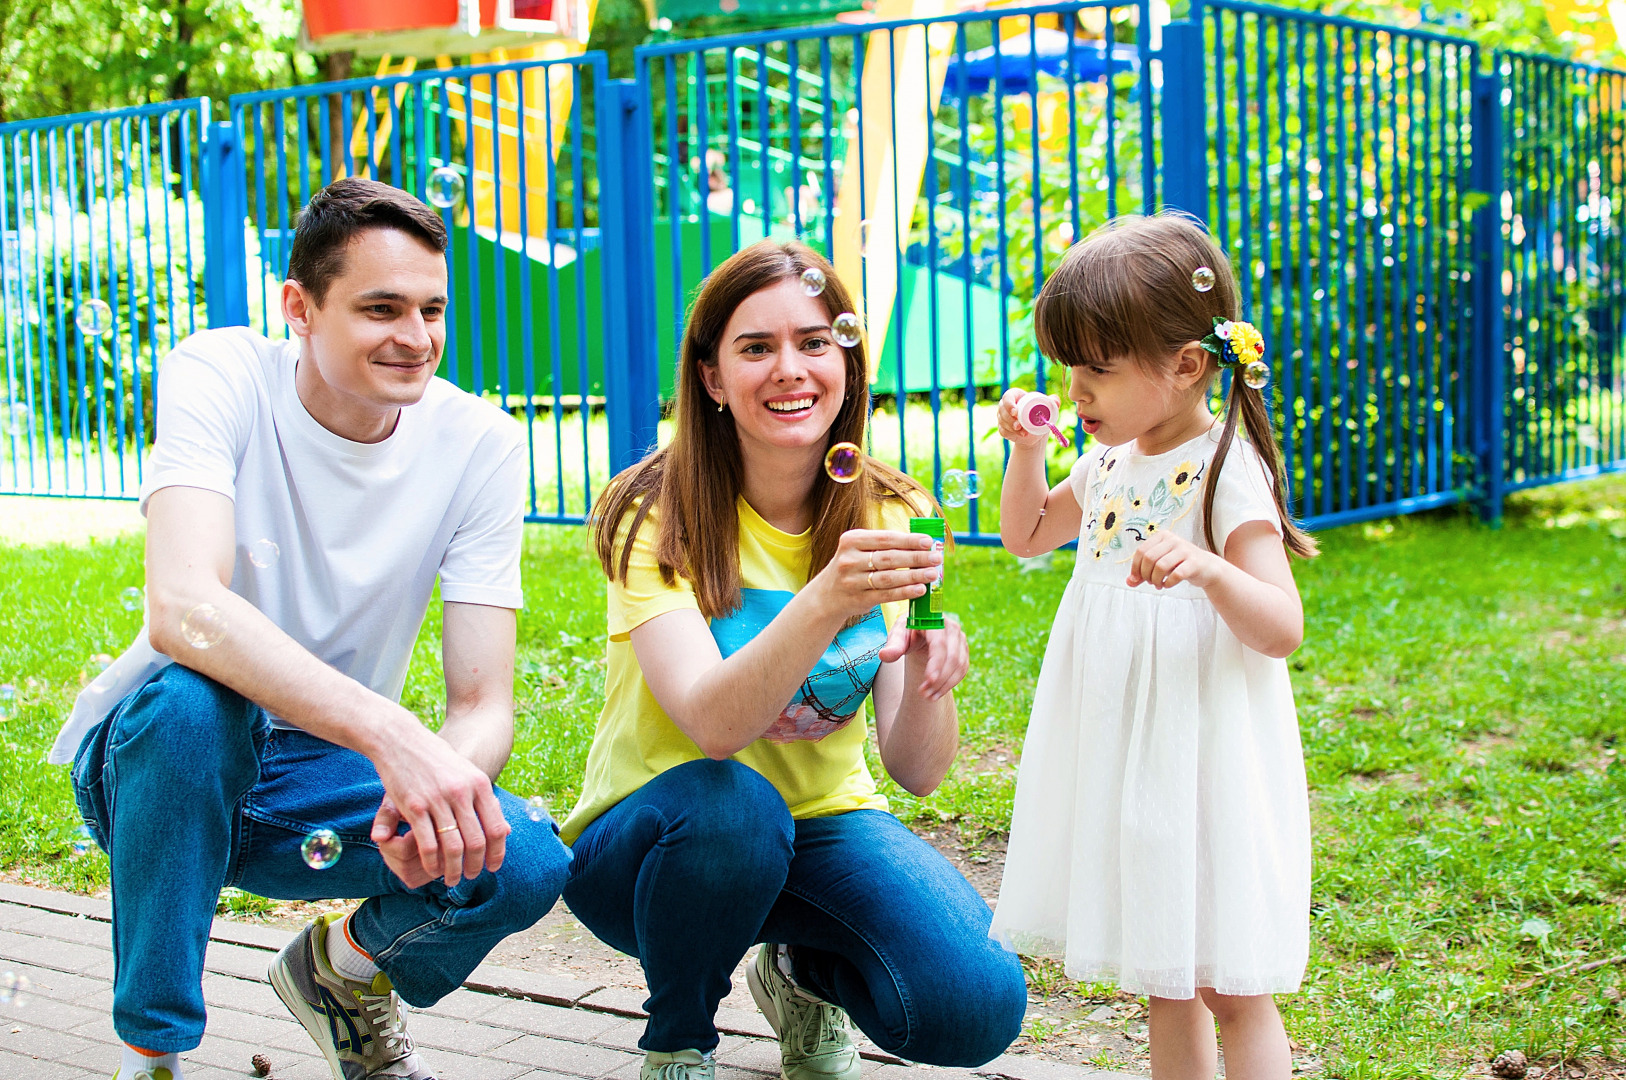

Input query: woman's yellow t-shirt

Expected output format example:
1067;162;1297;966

560;495;911;844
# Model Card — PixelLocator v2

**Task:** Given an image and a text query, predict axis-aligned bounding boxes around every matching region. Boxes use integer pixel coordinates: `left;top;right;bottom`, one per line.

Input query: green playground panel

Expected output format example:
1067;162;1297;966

442;214;1006;403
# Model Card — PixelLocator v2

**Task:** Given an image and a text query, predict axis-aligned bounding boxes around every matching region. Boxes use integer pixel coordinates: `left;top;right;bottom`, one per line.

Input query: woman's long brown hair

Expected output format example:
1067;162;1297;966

592;240;934;619
1033;213;1318;559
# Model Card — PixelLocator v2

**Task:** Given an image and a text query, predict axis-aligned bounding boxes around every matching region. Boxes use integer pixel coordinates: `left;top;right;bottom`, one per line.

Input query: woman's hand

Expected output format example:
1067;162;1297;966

809;529;942;622
1126;533;1227;590
996;387;1048;449
878;613;969;701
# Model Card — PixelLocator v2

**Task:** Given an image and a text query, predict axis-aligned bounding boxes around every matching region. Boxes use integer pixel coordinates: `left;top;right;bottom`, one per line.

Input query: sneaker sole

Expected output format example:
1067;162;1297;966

269;952;352;1080
745;951;787;1042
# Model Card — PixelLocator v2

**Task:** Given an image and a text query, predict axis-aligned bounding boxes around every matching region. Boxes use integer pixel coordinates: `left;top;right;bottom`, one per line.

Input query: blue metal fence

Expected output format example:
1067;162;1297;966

1498;51;1626;496
1179;0;1483;528
0;99;211;499
229;53;618;524
2;0;1624;533
637;2;1154;536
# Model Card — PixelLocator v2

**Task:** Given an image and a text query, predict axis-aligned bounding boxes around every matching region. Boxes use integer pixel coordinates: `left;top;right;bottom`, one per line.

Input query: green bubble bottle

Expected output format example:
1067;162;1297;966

908;517;945;630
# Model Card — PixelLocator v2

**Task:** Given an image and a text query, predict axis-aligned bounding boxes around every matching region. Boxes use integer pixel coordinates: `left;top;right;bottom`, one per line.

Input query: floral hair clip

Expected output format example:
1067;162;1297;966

1199;317;1271;390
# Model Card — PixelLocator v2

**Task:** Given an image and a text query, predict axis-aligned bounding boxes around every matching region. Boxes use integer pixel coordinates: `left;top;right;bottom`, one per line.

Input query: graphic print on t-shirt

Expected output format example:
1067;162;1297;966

709;589;886;743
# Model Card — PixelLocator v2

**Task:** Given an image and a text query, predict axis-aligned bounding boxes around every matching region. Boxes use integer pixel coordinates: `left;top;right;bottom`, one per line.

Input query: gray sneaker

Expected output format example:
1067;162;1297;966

641;1049;716;1080
747;944;862;1080
269;912;436;1080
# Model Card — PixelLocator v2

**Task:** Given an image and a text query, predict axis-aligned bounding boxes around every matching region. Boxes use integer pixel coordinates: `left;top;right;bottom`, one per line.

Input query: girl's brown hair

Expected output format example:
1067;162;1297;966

592;239;934;618
1033;213;1317;558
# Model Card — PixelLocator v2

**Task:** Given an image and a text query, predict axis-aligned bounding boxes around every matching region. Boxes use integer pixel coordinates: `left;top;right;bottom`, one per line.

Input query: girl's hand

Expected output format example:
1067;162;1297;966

811;529;942;622
996;387;1047;448
1126;533;1227;591
878;613;969;701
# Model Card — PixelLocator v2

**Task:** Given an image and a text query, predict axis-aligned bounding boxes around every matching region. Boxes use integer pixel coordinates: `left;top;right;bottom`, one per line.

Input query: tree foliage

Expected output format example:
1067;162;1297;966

0;0;311;123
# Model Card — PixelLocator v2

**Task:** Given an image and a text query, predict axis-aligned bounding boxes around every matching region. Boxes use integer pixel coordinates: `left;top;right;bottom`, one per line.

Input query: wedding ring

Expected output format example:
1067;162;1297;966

868;552;876;572
436;825;459;833
867;570;877;590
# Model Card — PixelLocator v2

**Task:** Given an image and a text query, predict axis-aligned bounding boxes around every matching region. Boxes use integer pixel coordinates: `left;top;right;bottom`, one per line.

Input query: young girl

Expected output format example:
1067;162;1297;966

991;214;1318;1080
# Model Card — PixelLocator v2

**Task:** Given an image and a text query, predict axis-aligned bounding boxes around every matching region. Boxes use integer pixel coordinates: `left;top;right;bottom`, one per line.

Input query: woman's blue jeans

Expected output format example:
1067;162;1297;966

562;759;1027;1066
69;663;571;1054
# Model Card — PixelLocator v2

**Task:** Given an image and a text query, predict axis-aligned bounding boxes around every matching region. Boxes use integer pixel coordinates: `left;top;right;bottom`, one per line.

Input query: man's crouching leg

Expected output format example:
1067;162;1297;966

350;789;571;1006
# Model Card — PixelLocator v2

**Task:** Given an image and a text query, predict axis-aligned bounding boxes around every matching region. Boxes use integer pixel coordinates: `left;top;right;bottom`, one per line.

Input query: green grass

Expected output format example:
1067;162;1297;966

2;475;1625;1077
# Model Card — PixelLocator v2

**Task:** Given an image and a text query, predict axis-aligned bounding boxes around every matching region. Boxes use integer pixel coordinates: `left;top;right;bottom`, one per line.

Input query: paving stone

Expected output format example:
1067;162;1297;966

464;963;604;1008
491;1034;640;1077
0;1046;100;1079
202;973;290;1019
205;938;281;982
0;885;110;919
0;929;117;979
7;909;114;950
506;1071;589;1080
420;987;504;1023
715;1035;783;1073
405;1009;527;1055
414;1047;537;1080
0;1020;101;1061
189;1031;320;1074
197;1004;311;1050
0;962;111;1006
66;1011;121;1049
0;992;106;1035
574;986;648;1017
475;998;628;1042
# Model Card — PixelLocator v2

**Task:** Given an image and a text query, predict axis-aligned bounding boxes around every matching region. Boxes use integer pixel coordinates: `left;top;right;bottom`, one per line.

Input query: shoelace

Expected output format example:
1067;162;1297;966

646;1060;709;1080
787;992;848;1057
359;990;413;1059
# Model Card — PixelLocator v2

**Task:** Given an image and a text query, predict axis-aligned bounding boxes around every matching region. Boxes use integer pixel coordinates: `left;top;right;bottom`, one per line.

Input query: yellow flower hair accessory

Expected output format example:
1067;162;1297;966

1200;317;1270;390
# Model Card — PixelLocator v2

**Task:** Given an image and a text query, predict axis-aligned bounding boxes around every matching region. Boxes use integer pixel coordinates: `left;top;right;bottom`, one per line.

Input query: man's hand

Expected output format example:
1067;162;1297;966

369;719;511;888
370;798;436;890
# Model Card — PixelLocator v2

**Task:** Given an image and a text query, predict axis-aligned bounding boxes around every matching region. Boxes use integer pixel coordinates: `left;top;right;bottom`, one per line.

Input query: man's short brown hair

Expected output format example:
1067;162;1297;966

286;178;449;305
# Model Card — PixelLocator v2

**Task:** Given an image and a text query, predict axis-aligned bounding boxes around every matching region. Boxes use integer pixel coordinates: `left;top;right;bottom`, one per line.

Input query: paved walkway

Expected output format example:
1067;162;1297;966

0;884;1132;1080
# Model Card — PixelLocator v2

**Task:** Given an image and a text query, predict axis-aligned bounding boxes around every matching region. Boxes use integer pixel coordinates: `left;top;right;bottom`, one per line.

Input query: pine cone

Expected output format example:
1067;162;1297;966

251;1053;273;1077
1492;1050;1528;1079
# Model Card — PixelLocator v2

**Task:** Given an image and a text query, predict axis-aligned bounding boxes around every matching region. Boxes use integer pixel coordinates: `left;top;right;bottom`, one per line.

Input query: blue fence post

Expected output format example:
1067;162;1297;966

597;75;661;475
1159;6;1207;222
201;120;250;329
1470;66;1505;525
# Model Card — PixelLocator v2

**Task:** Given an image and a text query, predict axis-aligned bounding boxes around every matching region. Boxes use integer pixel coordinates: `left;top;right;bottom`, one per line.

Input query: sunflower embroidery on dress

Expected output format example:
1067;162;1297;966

1085;452;1207;561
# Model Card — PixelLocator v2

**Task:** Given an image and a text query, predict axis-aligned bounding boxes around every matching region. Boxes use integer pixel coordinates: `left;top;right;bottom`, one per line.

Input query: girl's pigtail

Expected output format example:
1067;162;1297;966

1201;377;1319;558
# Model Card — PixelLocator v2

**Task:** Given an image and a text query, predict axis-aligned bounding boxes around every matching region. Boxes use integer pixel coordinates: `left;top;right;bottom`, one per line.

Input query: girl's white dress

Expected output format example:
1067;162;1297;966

991;428;1311;999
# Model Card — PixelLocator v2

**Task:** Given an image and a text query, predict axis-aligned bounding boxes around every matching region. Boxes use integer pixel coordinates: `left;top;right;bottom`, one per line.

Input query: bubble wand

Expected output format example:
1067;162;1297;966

1015;391;1072;447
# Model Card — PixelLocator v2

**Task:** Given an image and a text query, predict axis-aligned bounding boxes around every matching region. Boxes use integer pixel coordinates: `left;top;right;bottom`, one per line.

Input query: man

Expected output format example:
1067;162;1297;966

50;178;569;1080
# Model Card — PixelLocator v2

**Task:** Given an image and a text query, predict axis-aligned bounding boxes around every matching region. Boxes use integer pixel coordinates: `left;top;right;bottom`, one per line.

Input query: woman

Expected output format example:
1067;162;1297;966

559;240;1027;1080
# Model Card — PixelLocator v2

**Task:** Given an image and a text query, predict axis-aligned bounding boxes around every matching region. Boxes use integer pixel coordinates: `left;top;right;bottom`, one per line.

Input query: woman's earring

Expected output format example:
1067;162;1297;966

717;398;727;413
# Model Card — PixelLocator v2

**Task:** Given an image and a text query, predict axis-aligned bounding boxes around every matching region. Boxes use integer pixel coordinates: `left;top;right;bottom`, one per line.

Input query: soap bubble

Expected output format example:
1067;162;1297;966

82;654;114;685
858;219;873;256
941;468;980;508
1242;359;1271;390
248;539;280;569
7;402;29;430
831;313;862;348
824;442;863;484
0;970;28;1006
1578;423;1600;450
0;684;14;722
181;604;227;649
71;825;94;857
76;299;114;338
301;829;342;870
427;167;465;209
120;586;144;612
800;267;826;297
1191;266;1216;293
526;796;548;822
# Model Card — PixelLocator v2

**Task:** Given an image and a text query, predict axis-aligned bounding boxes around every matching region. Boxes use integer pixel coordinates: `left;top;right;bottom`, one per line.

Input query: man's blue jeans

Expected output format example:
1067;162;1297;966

562;759;1027;1066
69;663;571;1053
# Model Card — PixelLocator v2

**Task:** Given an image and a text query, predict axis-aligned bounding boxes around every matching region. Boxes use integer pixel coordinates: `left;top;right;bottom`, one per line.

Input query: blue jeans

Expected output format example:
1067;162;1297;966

562;759;1026;1066
70;664;571;1053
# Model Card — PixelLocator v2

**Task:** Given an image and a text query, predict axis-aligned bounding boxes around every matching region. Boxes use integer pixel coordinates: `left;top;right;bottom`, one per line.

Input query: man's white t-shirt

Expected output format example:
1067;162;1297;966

48;326;527;765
